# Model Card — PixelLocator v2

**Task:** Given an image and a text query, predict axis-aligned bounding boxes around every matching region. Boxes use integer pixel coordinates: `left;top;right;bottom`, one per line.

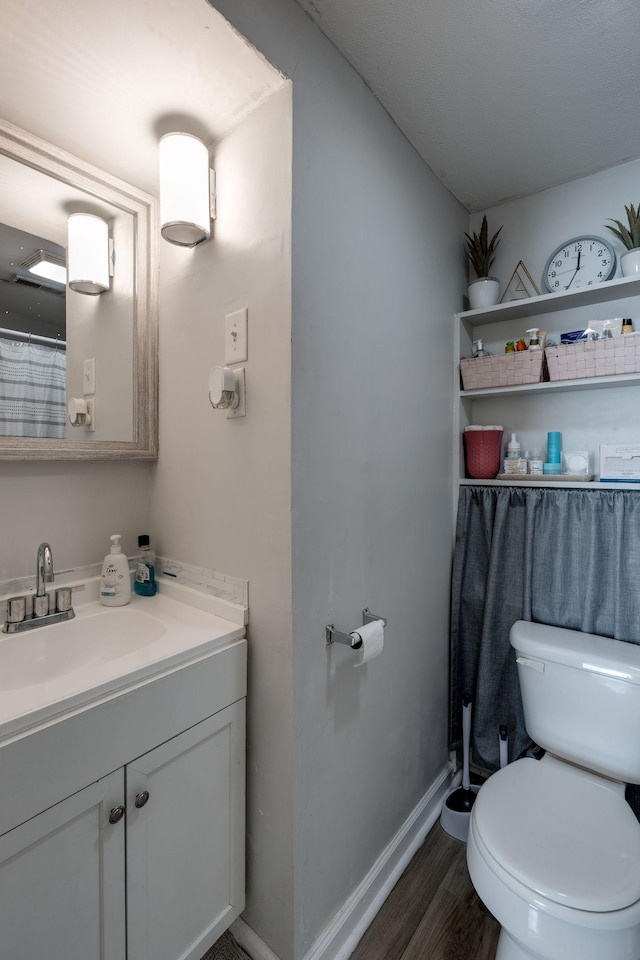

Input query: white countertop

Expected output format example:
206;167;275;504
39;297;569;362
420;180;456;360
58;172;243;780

0;576;246;743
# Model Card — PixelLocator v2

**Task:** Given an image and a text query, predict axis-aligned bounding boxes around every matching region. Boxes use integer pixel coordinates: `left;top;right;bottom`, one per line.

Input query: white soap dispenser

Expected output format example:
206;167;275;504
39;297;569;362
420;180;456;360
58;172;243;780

100;534;131;606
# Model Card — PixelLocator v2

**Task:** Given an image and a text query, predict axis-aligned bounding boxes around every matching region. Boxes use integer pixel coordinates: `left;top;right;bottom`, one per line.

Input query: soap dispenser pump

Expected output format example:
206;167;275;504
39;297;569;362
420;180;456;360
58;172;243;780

100;534;131;606
507;433;521;459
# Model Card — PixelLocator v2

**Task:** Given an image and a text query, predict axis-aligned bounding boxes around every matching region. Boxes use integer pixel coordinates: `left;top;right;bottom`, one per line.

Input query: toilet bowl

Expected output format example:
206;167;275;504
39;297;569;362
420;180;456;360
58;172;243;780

465;621;640;960
468;757;640;960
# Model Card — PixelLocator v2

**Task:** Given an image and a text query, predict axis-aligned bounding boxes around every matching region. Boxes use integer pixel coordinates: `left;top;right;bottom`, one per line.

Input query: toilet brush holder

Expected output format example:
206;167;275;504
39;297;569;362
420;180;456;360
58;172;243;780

440;782;480;843
441;694;479;842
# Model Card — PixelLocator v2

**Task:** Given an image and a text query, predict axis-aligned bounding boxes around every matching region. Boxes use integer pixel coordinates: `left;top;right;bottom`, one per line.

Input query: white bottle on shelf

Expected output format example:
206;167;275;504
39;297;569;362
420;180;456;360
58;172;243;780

507;433;521;458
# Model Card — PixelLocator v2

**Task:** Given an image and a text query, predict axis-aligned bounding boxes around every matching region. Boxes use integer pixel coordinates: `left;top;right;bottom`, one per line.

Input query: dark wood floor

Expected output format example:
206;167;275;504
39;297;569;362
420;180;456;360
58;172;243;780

209;821;500;960
350;822;501;960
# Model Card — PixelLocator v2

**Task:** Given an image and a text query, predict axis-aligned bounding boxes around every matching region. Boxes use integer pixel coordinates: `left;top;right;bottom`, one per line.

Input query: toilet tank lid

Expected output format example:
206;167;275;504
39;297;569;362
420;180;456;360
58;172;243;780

510;620;640;684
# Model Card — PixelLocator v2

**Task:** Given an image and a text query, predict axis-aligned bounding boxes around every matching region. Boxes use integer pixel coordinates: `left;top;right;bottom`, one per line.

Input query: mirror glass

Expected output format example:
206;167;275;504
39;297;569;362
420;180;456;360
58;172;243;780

0;119;157;460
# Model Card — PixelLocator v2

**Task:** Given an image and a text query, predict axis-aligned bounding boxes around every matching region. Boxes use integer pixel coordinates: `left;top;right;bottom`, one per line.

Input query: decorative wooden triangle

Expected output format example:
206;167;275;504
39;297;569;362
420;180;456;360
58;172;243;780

500;260;540;303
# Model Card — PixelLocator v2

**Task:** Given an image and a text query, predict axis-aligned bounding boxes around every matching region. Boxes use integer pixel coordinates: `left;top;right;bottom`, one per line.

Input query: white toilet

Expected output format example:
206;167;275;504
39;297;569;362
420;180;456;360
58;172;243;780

467;619;640;960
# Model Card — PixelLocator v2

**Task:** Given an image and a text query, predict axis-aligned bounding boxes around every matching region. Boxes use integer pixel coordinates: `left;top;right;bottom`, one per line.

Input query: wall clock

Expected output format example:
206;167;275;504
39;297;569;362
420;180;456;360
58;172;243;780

543;236;616;292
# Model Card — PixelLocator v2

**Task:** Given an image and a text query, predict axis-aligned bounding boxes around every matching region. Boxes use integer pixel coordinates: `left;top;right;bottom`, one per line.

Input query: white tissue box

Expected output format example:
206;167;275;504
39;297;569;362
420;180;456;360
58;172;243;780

600;443;640;482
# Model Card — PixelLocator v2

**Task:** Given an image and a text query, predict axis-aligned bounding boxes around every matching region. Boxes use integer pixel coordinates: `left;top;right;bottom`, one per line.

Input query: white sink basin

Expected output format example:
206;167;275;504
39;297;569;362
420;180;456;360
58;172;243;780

0;579;246;741
0;608;167;692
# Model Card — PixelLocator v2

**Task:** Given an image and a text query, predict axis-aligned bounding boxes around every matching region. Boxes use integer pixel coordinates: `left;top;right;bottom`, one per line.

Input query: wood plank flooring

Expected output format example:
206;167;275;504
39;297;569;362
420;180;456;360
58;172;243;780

350;823;500;960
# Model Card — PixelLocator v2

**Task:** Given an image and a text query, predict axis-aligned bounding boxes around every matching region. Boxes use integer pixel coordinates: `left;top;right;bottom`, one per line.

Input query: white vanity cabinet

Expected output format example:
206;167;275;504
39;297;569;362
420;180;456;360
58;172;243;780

0;634;247;960
0;769;126;960
126;701;245;960
455;275;640;489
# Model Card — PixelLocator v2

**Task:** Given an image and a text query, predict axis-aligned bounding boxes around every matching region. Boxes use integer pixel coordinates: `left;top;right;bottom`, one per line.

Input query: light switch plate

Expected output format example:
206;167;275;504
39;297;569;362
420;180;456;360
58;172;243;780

225;308;248;364
227;367;246;419
83;358;96;396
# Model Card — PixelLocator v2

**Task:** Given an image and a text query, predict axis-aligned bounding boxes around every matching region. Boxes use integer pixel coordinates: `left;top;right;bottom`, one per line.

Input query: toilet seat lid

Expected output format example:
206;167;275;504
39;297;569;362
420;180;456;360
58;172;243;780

472;758;640;912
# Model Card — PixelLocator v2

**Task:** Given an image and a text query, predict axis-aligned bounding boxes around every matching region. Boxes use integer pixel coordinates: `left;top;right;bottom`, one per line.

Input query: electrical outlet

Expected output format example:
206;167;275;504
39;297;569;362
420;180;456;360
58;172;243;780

86;398;95;432
83;358;96;396
227;367;246;419
225;308;248;364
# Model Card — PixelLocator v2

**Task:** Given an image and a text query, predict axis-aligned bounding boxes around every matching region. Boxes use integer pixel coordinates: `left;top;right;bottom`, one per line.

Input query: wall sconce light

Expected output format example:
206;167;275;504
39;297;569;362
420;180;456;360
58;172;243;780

67;213;111;295
22;249;67;287
159;132;214;247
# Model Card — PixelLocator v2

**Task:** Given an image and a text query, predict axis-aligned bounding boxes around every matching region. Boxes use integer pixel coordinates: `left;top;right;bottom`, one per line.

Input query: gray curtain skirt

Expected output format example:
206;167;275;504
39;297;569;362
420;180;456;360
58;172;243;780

450;485;640;817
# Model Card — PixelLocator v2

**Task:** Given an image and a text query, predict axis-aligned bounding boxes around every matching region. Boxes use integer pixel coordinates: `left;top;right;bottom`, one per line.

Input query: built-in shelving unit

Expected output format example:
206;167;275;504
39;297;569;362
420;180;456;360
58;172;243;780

454;275;640;493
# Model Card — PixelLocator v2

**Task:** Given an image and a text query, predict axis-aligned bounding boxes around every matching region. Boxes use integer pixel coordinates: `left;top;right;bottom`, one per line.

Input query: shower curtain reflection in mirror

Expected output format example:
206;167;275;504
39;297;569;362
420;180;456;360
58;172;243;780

0;339;66;438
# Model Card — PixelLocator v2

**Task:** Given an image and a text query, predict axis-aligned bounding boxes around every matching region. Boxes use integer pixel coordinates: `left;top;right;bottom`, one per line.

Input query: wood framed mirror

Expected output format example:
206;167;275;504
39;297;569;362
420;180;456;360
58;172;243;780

0;118;158;460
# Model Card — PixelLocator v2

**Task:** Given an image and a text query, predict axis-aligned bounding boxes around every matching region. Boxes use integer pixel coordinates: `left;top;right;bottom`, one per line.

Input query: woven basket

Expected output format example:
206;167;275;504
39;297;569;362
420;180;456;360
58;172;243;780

460;351;547;390
545;333;640;382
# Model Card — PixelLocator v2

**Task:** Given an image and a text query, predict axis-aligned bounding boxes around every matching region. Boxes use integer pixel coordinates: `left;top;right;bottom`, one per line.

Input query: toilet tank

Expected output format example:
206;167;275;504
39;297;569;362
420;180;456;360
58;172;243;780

511;620;640;783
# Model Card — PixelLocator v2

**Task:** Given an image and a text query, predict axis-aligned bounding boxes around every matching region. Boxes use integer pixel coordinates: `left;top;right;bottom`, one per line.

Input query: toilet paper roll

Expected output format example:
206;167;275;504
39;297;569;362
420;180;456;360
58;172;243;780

349;618;384;667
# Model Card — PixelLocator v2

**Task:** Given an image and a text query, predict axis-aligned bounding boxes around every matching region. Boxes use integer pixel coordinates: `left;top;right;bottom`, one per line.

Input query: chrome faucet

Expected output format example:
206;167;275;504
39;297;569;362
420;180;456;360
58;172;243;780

35;542;54;616
2;541;74;634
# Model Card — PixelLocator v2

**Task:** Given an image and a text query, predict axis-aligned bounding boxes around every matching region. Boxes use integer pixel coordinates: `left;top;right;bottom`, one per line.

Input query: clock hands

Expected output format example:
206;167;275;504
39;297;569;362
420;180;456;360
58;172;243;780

566;249;582;289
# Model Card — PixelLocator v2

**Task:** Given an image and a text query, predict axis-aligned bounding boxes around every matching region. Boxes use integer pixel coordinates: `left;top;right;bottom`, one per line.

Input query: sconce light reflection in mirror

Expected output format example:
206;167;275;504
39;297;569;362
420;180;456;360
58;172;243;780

67;213;111;295
159;132;213;247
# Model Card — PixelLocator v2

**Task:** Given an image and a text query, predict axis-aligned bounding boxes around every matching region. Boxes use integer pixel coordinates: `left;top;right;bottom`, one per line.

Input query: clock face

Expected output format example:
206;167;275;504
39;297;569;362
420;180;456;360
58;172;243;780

544;236;616;292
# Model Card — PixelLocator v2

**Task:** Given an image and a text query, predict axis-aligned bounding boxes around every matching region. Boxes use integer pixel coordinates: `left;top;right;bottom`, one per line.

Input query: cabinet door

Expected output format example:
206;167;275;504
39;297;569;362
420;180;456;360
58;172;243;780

126;700;246;960
0;768;126;960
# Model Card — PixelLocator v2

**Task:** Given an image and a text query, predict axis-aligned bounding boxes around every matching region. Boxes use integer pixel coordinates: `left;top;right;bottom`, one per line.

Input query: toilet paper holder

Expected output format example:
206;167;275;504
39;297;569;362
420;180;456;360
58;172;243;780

325;608;387;649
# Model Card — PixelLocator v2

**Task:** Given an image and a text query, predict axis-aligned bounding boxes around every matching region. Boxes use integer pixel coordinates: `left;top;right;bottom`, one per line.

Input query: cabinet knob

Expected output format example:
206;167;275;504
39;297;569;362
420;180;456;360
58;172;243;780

134;790;150;809
108;805;125;824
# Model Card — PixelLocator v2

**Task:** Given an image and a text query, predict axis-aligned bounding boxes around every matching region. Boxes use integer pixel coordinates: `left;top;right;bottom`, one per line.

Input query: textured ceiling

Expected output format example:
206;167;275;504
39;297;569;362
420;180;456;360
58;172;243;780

294;0;640;212
0;0;286;196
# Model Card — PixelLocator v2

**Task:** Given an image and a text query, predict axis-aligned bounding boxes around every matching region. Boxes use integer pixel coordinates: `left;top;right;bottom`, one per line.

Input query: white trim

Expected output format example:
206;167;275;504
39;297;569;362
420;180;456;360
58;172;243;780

230;762;456;960
231;918;283;960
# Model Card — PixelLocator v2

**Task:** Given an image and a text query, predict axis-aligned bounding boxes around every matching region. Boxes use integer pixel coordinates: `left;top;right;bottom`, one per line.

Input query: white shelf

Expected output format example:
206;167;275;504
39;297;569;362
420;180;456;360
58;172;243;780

453;274;640;498
461;479;640;490
460;371;640;400
458;275;640;327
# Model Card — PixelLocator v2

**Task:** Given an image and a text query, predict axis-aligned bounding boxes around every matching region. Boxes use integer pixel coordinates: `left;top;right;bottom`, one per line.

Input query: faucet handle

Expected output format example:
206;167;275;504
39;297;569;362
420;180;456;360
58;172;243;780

6;596;26;624
56;588;72;613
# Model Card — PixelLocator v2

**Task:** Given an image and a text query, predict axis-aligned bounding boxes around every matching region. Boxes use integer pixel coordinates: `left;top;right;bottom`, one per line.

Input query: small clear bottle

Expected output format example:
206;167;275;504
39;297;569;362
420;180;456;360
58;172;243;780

529;448;544;475
472;339;490;358
135;534;156;596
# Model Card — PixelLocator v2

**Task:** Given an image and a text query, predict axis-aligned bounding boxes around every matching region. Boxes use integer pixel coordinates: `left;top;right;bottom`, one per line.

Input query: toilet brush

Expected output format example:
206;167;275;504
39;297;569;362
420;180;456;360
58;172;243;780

440;693;480;842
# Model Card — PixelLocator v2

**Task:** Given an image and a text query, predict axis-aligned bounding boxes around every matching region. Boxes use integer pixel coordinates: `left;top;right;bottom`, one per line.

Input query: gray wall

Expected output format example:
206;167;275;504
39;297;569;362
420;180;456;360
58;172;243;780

211;1;467;956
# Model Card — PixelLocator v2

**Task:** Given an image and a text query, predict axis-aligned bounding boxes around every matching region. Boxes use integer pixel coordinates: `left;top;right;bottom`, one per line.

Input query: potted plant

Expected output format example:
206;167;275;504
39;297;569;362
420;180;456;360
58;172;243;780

605;202;640;277
464;215;503;308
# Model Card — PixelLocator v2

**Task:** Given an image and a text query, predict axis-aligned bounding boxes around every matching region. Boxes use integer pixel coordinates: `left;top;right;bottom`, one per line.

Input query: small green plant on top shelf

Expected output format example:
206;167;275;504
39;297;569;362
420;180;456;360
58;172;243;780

605;202;640;278
605;202;640;251
464;215;503;279
464;215;503;308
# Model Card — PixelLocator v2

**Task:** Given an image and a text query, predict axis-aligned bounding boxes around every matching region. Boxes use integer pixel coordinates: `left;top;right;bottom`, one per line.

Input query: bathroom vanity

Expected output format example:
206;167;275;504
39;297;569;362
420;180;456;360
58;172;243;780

0;579;247;960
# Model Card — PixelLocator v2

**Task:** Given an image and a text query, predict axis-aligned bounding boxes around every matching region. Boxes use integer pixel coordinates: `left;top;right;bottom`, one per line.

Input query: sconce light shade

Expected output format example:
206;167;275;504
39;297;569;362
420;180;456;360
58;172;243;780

159;132;211;247
67;214;109;295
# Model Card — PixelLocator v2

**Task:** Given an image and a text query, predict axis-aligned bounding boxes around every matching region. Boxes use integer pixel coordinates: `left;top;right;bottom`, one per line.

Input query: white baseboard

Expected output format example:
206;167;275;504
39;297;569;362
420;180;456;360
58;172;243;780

232;761;456;960
231;917;282;960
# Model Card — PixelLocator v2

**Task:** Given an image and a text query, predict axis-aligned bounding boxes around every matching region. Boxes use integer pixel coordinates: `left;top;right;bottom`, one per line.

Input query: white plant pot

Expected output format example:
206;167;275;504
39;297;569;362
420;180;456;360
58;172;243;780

620;248;640;277
468;276;500;309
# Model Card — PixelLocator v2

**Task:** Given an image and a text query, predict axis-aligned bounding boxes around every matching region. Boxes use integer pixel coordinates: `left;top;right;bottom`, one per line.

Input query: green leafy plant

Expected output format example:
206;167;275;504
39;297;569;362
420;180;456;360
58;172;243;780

464;215;503;279
605;202;640;251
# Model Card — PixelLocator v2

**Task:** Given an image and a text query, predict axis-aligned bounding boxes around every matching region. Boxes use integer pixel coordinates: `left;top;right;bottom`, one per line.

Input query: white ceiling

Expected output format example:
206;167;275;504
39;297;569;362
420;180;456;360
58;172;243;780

294;0;640;212
0;0;286;197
